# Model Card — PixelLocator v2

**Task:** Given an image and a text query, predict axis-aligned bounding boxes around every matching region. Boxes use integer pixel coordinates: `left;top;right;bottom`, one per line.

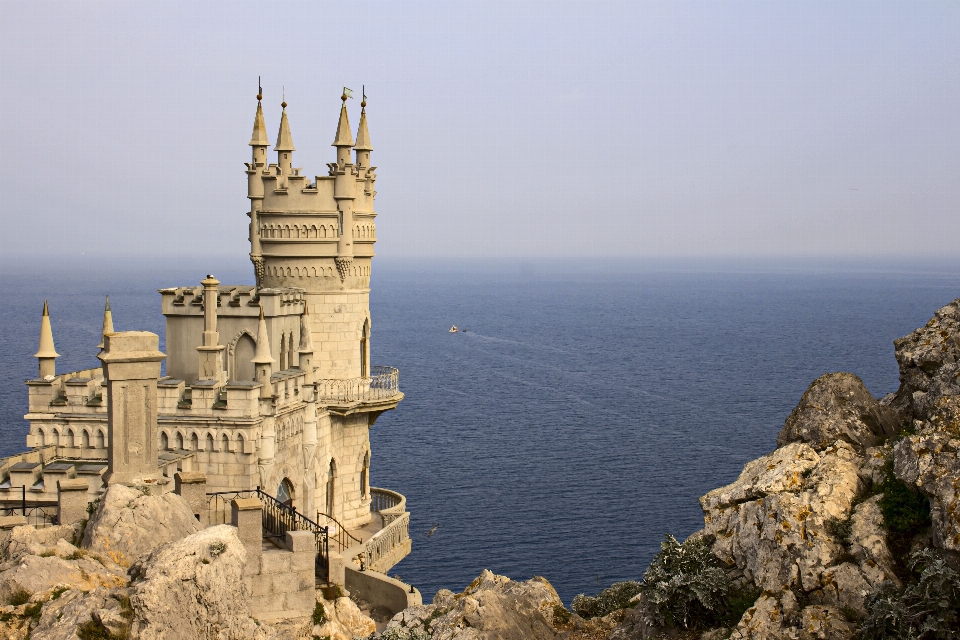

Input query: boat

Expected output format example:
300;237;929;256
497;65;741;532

449;325;458;333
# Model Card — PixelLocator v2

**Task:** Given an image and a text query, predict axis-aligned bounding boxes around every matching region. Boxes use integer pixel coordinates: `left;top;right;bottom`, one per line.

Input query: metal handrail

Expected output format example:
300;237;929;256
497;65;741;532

315;510;362;553
315;366;400;404
0;504;59;527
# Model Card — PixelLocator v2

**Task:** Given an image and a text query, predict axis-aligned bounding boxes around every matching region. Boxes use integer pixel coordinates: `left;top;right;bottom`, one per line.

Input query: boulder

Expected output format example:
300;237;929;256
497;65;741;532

0;553;126;602
0;524;77;565
29;587;129;640
312;595;376;640
797;605;855;640
383;570;562;640
82;484;201;567
777;373;899;452
699;442;820;512
731;593;797;640
704;442;862;592
129;524;272;640
815;563;871;616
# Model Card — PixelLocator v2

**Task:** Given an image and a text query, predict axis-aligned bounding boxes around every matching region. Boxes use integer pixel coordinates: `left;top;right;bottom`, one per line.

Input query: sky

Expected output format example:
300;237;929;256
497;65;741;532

1;1;959;261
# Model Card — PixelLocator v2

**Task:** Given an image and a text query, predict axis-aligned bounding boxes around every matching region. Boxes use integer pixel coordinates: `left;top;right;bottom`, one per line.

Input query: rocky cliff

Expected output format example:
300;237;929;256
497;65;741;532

2;300;958;639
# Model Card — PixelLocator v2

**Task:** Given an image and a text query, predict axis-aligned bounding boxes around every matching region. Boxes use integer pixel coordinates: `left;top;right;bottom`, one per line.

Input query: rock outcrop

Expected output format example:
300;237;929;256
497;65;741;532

777;372;899;452
380;569;562;640
313;593;378;640
130;524;271;640
82;484;202;567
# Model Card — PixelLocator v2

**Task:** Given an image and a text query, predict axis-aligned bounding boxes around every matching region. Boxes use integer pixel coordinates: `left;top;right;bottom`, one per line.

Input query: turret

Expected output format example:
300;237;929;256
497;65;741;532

196;275;225;382
333;94;357;275
34;300;59;379
275;101;295;174
253;306;275;399
332;93;354;166
297;306;316;385
354;98;372;169
97;296;114;350
247;88;268;287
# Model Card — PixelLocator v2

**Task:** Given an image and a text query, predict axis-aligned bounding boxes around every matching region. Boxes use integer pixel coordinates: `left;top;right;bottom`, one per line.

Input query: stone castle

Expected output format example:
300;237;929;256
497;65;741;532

3;89;412;583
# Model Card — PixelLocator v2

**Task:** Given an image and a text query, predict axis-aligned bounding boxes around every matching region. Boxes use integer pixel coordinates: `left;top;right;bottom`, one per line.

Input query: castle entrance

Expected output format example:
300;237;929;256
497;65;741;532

277;478;295;507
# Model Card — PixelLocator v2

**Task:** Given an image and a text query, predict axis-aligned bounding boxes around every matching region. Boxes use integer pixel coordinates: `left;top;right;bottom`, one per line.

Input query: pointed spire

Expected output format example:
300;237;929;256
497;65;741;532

298;306;315;353
249;101;269;147
354;100;372;152
253;306;275;364
35;301;59;359
275;101;295;152
332;94;354;148
97;296;114;350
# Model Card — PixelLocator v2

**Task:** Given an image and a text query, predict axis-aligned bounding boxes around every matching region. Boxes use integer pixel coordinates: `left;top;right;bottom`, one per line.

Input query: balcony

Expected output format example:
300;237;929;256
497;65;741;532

314;366;403;417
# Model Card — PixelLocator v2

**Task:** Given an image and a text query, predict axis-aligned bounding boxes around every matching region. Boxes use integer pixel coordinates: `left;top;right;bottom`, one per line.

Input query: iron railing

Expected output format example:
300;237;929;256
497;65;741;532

315;366;400;404
0;504;59;527
206;488;330;583
315;511;362;553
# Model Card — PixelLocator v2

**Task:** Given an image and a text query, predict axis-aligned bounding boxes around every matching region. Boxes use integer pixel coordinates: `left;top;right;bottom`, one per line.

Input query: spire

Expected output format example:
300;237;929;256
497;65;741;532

253;306;275;364
275;101;295;152
97;296;114;350
332;94;354;148
354;100;372;152
35;300;59;359
298;306;315;353
249;101;269;147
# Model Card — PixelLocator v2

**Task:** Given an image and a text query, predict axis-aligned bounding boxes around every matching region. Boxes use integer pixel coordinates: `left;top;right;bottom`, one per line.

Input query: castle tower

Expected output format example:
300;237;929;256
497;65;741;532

97;296;114;350
247;88;270;285
35;301;59;379
247;93;379;380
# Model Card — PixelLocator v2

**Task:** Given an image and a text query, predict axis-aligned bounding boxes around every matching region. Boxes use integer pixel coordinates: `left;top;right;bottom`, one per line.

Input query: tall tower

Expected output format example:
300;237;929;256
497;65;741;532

245;91;379;380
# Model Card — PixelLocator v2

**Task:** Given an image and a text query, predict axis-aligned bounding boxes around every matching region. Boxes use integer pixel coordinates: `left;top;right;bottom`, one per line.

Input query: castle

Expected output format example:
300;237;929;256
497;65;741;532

3;89;411;578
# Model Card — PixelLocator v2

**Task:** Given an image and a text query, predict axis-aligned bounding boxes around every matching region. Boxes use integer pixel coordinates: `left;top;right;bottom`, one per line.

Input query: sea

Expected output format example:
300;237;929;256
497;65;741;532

1;257;958;605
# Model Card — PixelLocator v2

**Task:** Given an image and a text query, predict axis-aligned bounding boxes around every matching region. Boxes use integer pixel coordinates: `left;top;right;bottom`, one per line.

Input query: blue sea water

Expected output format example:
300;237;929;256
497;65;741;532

1;258;958;605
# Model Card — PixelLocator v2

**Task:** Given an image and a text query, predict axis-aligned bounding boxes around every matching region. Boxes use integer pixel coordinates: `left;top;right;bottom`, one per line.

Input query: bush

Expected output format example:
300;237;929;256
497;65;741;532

876;464;931;563
378;627;430;640
312;601;326;625
552;603;572;625
858;548;960;640
638;534;737;630
571;581;643;619
8;588;32;606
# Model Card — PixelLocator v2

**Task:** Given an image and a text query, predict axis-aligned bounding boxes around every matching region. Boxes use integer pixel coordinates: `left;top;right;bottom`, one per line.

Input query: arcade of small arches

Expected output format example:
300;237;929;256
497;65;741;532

33;426;105;449
263;264;371;278
158;428;252;454
258;223;375;240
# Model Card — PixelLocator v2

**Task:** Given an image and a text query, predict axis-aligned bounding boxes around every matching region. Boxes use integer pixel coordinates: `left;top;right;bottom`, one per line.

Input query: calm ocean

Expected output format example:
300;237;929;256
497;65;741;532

1;258;958;604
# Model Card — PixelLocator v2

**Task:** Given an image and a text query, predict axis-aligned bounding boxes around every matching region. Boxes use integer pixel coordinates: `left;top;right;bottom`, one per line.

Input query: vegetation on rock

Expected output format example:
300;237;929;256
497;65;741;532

572;581;642;619
858;548;959;640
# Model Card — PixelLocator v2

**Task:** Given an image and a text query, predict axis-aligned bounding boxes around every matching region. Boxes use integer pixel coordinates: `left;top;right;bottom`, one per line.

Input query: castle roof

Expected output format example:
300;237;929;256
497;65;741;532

275;105;295;152
249;101;269;147
354;106;373;151
35;300;60;359
253;306;275;364
332;102;354;148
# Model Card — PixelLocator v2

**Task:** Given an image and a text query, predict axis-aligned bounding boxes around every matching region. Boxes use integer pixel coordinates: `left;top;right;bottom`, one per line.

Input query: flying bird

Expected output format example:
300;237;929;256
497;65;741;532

427;524;440;538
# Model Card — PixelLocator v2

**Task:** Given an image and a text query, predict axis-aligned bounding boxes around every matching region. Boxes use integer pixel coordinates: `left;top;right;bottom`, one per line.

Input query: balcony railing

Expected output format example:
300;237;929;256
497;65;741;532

315;366;400;404
370;487;406;526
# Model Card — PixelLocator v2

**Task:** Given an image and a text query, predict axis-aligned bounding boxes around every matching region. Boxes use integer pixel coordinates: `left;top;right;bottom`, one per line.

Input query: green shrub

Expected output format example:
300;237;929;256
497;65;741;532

24;601;42;622
77;618;112;640
638;534;736;630
571;581;642;619
825;517;854;545
378;627;430;640
552;603;572;625
876;465;931;564
9;588;32;606
51;586;69;600
312;601;326;625
858;548;960;640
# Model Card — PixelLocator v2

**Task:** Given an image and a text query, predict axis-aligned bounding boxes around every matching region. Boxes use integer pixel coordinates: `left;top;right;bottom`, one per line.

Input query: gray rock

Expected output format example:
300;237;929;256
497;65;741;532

777;373;899;453
0;524;77;565
0;553;127;603
797;605;855;640
891;299;960;421
129;524;272;640
82;484;201;567
848;495;899;587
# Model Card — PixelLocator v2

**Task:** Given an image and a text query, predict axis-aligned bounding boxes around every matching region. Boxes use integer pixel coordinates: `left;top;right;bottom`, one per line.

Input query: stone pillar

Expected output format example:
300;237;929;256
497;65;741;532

57;478;91;525
231;497;263;574
174;471;208;524
98;331;166;487
327;549;346;587
197;276;225;382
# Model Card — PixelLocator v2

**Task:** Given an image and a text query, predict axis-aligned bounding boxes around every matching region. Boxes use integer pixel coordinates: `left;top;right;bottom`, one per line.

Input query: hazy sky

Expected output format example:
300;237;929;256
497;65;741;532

1;1;958;261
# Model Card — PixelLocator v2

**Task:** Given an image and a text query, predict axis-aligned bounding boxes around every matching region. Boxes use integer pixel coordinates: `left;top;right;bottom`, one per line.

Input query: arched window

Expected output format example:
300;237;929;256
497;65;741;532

96;430;105;448
221;433;230;452
37;429;45;446
190;433;199;451
279;333;287;370
360;319;370;377
236;433;245;453
67;429;75;448
277;478;295;507
206;433;214;451
361;451;369;497
326;459;337;518
176;432;184;450
233;333;256;381
53;428;60;446
82;430;90;448
160;432;168;451
287;332;295;370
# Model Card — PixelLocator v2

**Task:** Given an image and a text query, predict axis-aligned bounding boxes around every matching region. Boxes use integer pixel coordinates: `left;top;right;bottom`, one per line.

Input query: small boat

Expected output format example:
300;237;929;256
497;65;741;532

449;325;458;333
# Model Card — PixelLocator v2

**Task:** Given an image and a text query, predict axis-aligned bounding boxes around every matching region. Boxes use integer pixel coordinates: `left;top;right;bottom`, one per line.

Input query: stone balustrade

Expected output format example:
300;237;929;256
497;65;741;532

315;366;400;404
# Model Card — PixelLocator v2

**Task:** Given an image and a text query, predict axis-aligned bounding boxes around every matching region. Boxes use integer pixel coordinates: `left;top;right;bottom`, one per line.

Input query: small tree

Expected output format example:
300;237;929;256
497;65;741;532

639;534;735;630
